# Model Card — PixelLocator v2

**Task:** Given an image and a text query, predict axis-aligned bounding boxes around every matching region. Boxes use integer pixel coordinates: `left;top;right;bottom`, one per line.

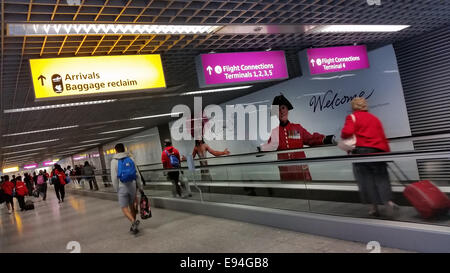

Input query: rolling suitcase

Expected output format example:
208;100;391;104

403;180;450;219
388;162;450;219
24;199;35;210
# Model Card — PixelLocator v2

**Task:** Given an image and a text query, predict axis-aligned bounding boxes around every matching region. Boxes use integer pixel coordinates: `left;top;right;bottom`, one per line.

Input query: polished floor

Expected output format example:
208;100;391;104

0;191;410;253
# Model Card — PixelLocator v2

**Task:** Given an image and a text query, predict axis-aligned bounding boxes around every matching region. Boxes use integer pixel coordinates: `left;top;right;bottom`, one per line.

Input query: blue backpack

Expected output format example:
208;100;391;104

165;150;180;168
117;157;137;183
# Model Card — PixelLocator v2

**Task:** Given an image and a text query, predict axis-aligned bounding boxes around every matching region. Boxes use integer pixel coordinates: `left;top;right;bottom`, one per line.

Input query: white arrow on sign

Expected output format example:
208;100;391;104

310;59;315;67
206;66;213;75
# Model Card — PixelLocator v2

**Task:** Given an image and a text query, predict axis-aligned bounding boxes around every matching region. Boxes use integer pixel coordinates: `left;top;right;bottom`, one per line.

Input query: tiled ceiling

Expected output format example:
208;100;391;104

1;0;449;169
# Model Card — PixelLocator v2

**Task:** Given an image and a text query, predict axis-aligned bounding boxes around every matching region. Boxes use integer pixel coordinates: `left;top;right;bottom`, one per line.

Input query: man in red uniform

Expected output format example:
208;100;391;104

260;94;334;181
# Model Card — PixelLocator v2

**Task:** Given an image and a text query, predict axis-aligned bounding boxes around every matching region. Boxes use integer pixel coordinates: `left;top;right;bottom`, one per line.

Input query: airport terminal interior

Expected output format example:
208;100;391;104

0;0;449;254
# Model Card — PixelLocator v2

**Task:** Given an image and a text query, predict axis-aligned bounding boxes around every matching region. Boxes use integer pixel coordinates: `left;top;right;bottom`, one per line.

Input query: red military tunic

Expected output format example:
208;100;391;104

261;121;325;181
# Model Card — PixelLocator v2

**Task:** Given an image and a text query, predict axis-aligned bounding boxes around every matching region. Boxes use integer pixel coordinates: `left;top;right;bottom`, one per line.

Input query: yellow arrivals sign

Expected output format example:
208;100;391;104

30;54;166;100
3;166;19;173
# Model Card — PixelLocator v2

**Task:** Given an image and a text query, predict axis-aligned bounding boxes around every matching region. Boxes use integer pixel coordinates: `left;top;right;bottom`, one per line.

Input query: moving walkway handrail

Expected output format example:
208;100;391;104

138;149;450;173
136;132;450;168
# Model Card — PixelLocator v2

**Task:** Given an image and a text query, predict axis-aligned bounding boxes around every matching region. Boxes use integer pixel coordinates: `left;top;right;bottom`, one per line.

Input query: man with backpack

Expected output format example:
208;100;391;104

161;139;183;198
110;143;144;235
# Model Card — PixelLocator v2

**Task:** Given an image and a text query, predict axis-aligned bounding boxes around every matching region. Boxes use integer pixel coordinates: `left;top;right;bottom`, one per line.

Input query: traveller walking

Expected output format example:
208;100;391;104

36;170;48;201
110;143;144;235
341;97;398;217
1;175;15;214
51;164;67;203
82;162;98;191
14;176;28;211
161;139;183;198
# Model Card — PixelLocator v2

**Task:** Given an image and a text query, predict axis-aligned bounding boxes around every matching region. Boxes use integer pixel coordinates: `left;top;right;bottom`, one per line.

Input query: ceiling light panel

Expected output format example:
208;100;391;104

99;127;144;135
8;24;222;36
181;85;253;96
2;147;47;155
130;112;182;120
2;139;60;149
4;152;40;160
80;137;115;143
4;100;117;113
3;125;79;137
308;25;410;33
69;143;101;149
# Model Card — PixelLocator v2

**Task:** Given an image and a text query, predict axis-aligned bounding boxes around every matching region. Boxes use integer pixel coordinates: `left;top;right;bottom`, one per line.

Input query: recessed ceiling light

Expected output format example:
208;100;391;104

4;99;117;113
8;23;221;36
2;139;60;149
181;85;253;96
99;127;144;135
307;25;410;33
3;125;79;137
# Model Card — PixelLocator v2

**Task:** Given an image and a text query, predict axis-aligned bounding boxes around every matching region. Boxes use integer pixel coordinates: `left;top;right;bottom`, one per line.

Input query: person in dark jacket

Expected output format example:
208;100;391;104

24;173;33;196
161;139;182;198
341;97;399;217
82;161;98;191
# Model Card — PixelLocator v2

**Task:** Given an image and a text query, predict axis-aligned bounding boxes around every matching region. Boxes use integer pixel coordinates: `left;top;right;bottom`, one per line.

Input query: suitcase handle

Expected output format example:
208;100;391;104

386;161;409;187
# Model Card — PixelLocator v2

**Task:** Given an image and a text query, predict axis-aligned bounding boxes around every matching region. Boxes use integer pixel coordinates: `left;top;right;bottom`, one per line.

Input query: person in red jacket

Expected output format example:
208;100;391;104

1;175;15;214
51;164;67;203
14;176;28;211
161;139;182;198
341;97;398;217
260;94;335;181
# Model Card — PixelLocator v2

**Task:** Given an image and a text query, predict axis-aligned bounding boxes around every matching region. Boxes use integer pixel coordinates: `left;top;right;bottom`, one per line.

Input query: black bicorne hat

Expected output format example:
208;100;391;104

272;94;293;110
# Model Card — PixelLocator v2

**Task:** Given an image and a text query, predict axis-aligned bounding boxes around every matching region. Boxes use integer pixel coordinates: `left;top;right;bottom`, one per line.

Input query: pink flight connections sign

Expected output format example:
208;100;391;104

307;45;370;75
197;50;289;87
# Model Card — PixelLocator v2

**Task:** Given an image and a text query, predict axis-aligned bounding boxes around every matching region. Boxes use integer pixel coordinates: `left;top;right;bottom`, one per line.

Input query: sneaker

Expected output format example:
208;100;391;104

8;209;12;214
130;220;140;235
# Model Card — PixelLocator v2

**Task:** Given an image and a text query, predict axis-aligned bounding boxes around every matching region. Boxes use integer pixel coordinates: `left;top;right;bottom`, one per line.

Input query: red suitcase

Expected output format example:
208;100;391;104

403;180;450;219
388;162;450;219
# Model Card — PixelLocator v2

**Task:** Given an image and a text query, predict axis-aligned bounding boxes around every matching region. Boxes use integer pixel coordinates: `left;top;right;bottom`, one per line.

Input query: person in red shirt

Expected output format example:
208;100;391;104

51;164;67;203
341;97;397;217
1;175;15;214
14;176;28;211
161;139;182;197
260;94;335;181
